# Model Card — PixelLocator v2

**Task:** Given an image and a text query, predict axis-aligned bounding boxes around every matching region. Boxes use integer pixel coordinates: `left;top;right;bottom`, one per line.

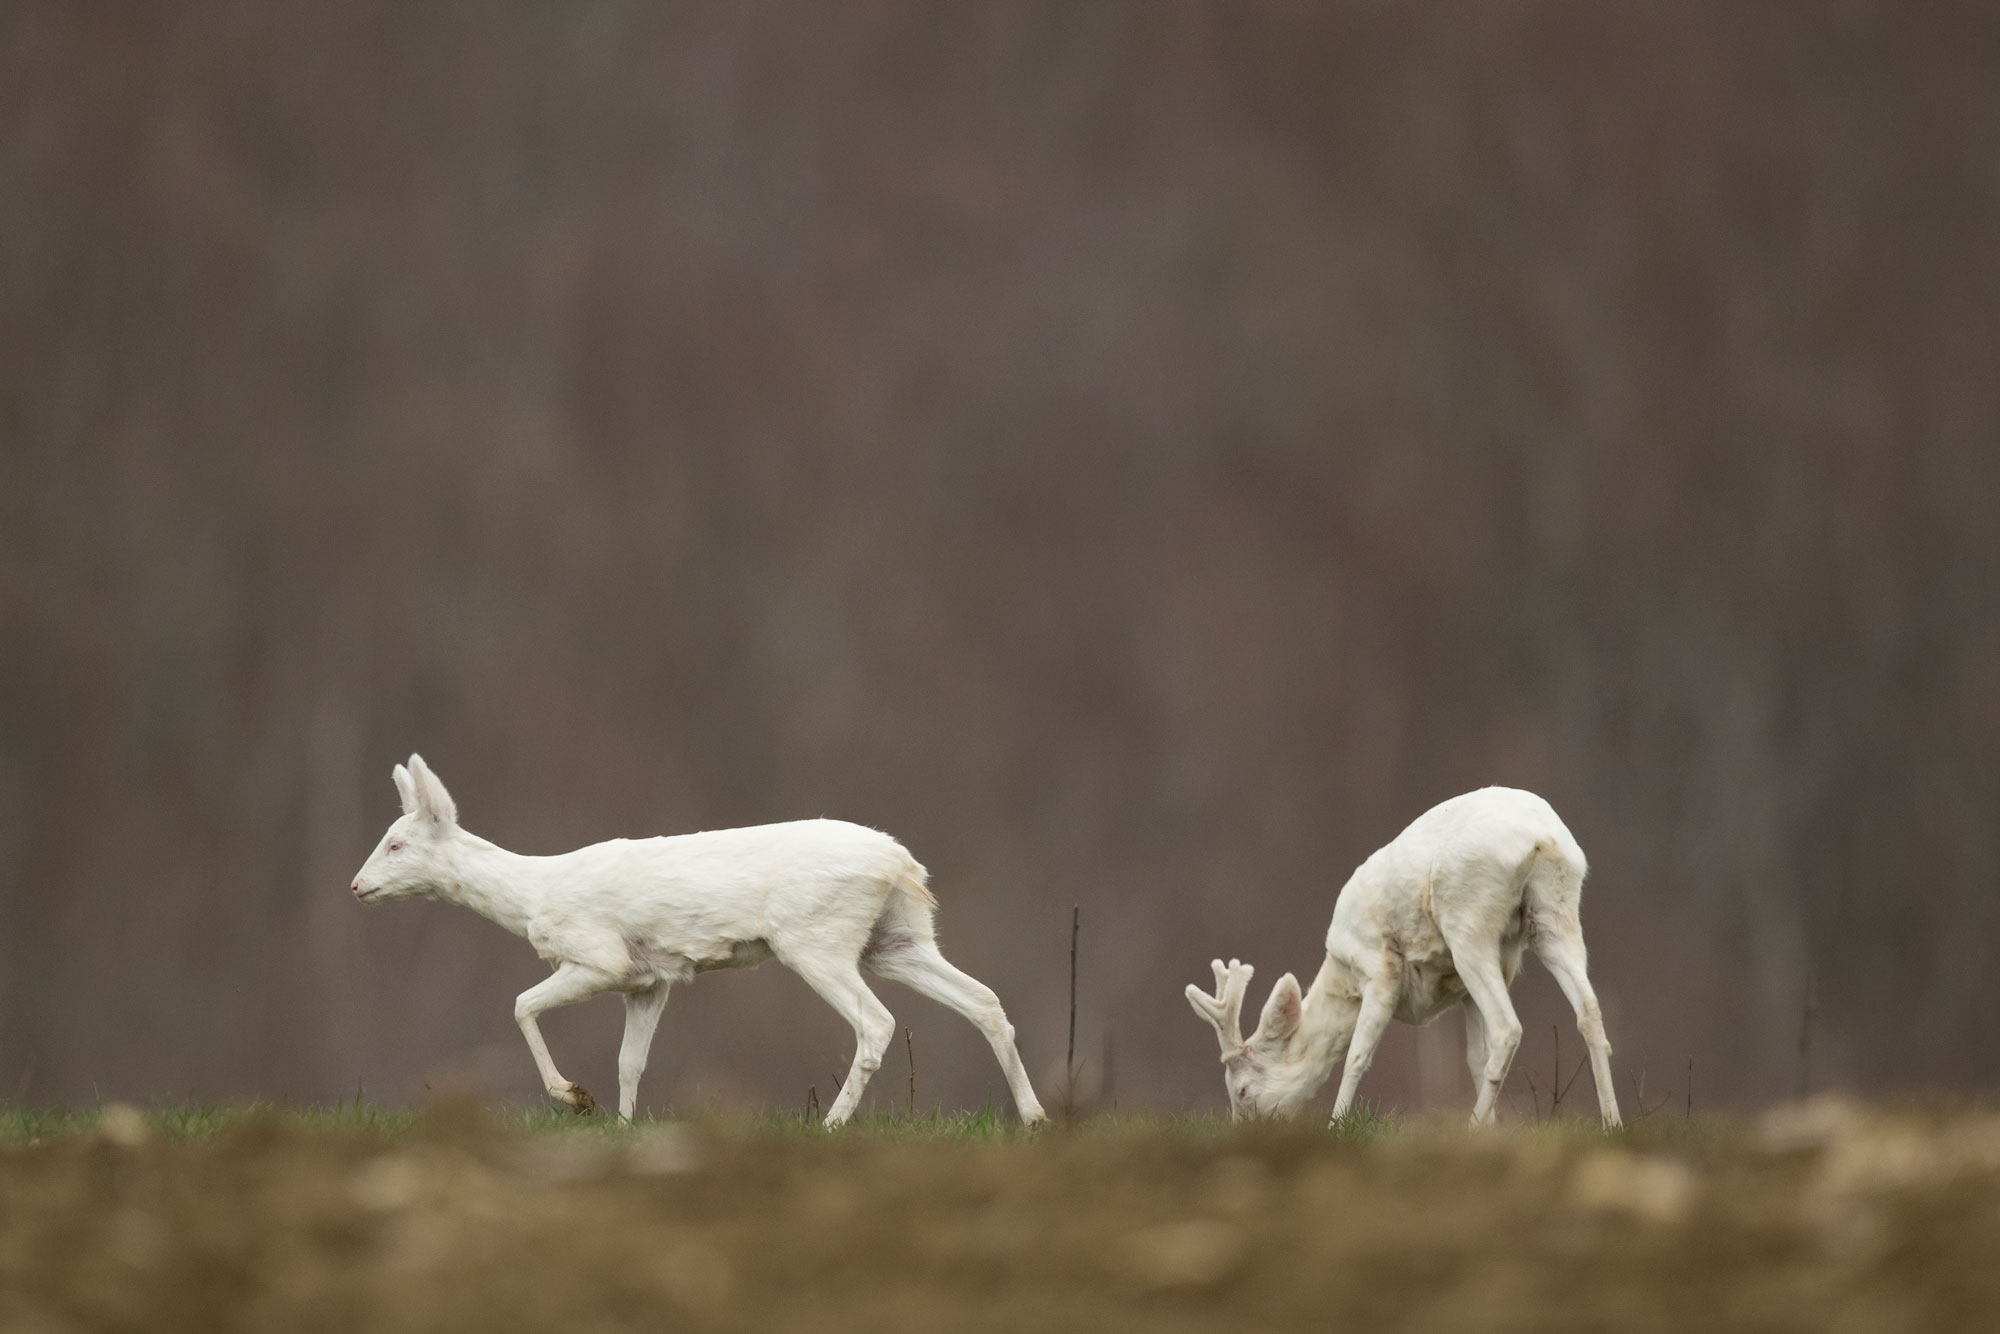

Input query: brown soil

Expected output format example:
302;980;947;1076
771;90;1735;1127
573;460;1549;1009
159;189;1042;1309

1;1103;1995;1333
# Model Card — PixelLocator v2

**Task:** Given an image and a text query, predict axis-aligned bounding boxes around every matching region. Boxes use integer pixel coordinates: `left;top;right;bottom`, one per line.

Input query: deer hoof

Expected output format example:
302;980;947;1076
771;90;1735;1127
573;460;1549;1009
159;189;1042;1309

564;1083;596;1116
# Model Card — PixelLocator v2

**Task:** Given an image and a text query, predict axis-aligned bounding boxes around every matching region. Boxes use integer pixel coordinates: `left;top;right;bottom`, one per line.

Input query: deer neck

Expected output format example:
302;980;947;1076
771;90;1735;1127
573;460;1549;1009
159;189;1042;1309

1287;955;1367;1091
434;833;543;939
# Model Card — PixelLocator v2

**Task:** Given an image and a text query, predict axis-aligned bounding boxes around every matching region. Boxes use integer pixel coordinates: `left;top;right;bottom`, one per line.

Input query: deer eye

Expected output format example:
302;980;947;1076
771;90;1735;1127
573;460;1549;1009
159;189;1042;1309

388;839;405;853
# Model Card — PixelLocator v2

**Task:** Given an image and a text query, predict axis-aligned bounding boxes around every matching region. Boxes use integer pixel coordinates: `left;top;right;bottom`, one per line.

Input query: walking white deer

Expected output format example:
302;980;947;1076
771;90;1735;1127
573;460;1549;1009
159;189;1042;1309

350;754;1047;1127
1186;787;1620;1127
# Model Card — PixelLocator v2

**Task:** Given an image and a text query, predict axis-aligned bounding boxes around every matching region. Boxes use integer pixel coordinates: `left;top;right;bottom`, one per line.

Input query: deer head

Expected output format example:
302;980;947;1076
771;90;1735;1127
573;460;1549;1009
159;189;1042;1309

350;753;466;903
1186;957;1313;1120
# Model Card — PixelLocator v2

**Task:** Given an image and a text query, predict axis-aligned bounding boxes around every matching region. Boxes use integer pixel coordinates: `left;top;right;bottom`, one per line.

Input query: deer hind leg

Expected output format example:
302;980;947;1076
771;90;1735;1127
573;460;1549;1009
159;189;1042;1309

1532;922;1622;1127
788;955;896;1128
867;938;1047;1125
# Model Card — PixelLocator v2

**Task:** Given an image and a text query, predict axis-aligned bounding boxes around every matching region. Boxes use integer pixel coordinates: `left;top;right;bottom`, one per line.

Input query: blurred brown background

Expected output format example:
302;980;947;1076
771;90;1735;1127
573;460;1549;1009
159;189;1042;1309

3;2;1996;1119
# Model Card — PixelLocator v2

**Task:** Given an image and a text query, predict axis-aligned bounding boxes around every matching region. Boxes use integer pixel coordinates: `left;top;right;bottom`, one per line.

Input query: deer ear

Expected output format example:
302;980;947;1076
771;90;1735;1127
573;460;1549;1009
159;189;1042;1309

1257;973;1304;1044
406;753;458;827
392;764;418;816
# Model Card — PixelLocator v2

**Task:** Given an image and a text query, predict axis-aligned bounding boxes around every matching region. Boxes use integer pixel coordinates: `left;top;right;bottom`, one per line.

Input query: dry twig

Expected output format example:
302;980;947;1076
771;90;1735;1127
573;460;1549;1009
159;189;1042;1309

1627;1069;1674;1122
1065;904;1080;1116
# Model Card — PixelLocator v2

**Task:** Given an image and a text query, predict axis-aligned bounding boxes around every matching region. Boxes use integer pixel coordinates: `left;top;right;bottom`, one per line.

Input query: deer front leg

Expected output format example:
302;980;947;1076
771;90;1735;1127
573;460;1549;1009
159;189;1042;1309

1328;981;1397;1124
1463;1002;1489;1104
617;983;671;1121
514;962;611;1114
1455;954;1523;1126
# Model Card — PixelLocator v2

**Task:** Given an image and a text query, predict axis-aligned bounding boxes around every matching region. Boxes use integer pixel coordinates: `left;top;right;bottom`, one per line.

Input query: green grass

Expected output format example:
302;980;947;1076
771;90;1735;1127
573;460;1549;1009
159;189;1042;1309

0;1094;1663;1147
0;1098;426;1144
0;1100;1045;1145
1326;1099;1400;1142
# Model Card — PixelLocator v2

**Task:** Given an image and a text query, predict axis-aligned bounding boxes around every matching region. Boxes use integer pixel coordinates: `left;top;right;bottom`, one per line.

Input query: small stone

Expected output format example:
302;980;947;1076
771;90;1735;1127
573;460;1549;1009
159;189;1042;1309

516;1141;613;1183
1568;1150;1696;1225
350;1154;423;1211
97;1103;151;1148
1817;1128;1944;1195
627;1125;705;1176
1117;1219;1246;1290
1758;1095;1864;1152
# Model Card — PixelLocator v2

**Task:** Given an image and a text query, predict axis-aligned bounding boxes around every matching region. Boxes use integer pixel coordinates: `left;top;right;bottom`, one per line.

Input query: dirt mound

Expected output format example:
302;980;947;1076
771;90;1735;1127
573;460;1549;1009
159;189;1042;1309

2;1103;1996;1332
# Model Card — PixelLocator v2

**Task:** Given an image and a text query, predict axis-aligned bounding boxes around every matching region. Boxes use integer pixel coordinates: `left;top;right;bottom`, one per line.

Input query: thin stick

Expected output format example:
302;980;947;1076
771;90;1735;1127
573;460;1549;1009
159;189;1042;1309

905;1028;916;1121
1067;904;1080;1112
1526;1070;1543;1123
1796;966;1816;1099
1629;1069;1672;1122
805;1085;820;1124
1551;1024;1561;1118
1555;1022;1586;1108
1558;1056;1586;1106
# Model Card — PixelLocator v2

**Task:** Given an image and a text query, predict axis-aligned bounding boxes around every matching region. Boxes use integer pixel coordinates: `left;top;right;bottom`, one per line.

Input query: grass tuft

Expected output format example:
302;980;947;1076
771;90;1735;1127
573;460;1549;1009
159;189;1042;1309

1326;1099;1399;1142
0;1097;1700;1147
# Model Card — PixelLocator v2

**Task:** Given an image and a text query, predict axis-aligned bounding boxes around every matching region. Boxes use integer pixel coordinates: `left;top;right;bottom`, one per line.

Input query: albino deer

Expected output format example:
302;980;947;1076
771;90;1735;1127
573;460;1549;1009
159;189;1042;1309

1186;787;1620;1127
351;754;1047;1127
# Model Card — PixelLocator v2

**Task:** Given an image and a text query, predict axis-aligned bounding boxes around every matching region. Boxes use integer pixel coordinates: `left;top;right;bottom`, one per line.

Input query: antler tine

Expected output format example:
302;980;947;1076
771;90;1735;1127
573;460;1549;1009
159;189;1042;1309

1188;970;1224;1026
1186;957;1255;1053
1217;958;1253;1043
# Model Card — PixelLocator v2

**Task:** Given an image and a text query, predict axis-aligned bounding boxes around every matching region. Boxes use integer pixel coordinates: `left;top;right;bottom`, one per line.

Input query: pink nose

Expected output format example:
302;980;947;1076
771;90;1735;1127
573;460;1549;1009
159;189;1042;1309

351;882;363;896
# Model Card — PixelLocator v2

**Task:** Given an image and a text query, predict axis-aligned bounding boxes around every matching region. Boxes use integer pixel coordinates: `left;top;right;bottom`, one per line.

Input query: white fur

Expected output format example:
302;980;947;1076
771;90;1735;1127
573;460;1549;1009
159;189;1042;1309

1186;787;1622;1127
352;754;1047;1127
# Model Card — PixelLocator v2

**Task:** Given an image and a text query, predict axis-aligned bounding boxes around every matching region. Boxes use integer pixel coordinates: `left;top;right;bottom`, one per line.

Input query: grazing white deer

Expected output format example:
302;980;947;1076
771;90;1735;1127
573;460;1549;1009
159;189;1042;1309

1186;787;1620;1128
350;754;1047;1127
